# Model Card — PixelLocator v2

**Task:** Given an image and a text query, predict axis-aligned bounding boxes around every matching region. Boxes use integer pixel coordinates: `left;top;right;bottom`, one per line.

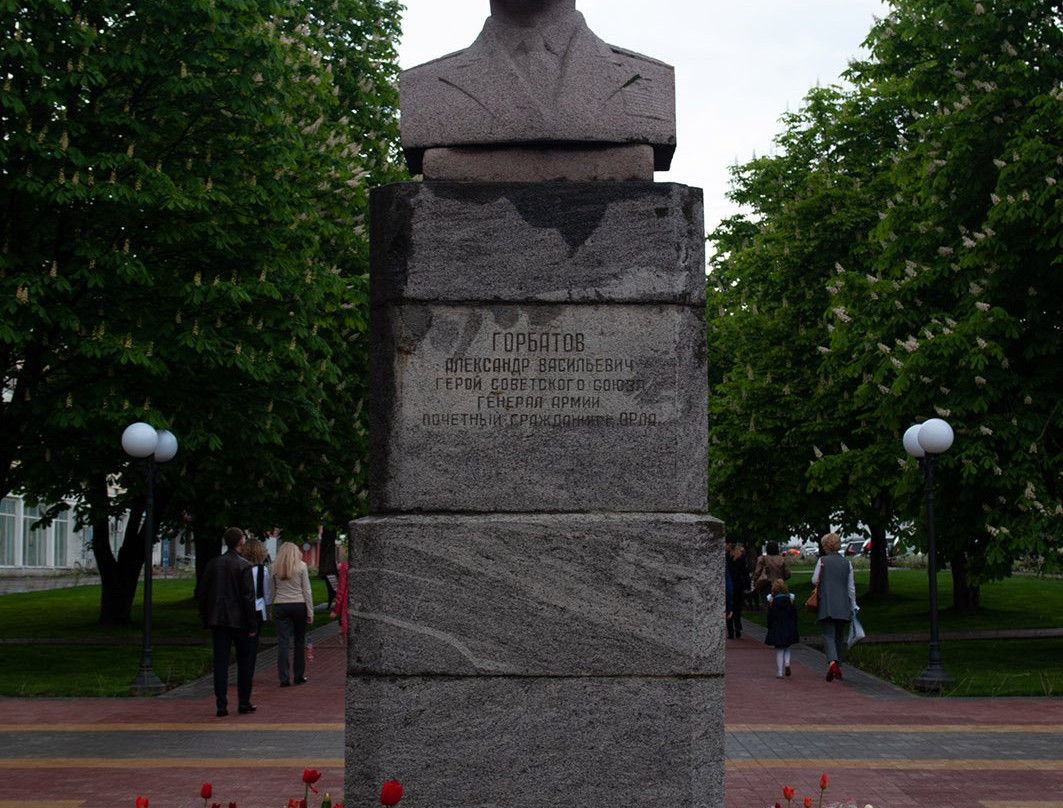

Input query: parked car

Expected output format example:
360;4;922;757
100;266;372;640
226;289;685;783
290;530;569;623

800;543;821;559
844;539;870;556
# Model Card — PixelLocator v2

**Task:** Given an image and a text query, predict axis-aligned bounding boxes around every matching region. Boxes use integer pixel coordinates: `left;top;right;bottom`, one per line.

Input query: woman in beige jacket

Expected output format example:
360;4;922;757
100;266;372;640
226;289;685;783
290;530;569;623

271;542;314;686
752;541;792;596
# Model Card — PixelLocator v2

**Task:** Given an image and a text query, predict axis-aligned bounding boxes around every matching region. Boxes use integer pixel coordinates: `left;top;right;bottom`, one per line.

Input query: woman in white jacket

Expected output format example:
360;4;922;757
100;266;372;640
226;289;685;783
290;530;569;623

271;541;314;686
241;538;272;672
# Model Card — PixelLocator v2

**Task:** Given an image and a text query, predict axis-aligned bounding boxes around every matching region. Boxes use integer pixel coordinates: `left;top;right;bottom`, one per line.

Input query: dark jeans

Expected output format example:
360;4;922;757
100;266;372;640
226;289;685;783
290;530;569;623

211;625;255;710
727;596;744;638
250;613;265;668
274;602;307;683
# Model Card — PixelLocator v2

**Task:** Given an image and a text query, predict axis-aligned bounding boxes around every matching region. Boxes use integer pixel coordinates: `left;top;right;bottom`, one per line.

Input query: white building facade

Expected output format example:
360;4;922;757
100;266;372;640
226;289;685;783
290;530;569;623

0;494;94;571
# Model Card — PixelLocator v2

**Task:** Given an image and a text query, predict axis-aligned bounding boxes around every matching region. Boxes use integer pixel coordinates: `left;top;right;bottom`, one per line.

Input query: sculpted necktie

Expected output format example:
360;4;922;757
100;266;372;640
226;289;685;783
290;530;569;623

513;32;561;104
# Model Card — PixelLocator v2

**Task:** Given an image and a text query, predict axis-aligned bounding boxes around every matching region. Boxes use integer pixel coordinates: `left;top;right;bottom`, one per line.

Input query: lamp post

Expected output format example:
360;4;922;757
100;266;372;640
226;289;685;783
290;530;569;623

903;417;954;692
122;422;179;696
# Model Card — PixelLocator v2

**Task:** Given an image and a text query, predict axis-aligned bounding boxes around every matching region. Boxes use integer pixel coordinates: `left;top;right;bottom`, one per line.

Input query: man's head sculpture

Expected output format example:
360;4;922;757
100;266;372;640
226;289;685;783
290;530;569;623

399;0;676;179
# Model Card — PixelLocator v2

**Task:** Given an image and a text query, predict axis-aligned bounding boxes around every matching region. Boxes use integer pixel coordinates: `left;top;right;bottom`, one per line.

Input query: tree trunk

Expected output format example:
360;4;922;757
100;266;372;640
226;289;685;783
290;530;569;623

949;552;981;611
89;473;148;626
193;519;224;599
318;526;339;607
319;527;338;576
867;521;890;595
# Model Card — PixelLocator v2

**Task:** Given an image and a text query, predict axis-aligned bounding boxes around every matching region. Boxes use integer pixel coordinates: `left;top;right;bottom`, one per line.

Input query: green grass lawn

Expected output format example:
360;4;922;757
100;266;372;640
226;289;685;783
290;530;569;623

3;567;1060;697
744;563;1063;696
849;638;1063;697
0;575;331;697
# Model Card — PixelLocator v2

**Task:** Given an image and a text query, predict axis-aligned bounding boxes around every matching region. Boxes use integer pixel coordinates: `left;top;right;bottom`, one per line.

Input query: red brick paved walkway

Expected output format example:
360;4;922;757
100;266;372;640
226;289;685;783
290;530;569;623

2;621;1061;807
0;624;346;808
724;625;1063;808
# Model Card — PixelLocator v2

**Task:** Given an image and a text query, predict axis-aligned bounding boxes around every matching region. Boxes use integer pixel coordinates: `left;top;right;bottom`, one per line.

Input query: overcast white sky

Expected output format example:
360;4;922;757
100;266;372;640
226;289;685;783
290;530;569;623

396;0;889;240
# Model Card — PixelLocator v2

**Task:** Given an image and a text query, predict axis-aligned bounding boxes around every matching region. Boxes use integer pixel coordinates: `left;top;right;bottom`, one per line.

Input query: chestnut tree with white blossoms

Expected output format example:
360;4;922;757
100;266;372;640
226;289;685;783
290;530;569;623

0;0;405;622
822;0;1062;603
709;0;1061;606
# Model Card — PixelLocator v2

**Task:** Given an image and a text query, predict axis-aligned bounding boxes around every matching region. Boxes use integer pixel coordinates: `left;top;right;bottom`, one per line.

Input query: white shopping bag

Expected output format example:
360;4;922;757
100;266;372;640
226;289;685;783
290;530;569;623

848;611;866;648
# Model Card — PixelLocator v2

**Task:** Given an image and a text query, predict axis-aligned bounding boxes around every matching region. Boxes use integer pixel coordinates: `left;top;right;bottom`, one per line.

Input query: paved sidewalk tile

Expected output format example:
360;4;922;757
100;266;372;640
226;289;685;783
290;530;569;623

724;622;1063;808
3;615;1062;807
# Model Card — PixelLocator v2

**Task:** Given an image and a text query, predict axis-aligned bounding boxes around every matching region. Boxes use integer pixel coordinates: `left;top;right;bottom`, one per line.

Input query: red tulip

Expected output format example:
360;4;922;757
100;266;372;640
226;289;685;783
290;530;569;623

200;784;213;800
229;803;237;808
782;785;795;801
819;773;829;790
804;798;814;808
301;768;322;797
379;779;404;806
135;798;149;808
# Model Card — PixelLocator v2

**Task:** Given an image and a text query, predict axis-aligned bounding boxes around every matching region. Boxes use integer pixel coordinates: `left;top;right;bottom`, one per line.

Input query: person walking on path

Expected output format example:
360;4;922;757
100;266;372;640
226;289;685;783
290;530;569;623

727;543;751;639
241;538;271;671
196;527;258;717
763;578;799;678
724;545;734;634
752;541;791;599
811;531;859;682
329;543;349;638
272;541;314;687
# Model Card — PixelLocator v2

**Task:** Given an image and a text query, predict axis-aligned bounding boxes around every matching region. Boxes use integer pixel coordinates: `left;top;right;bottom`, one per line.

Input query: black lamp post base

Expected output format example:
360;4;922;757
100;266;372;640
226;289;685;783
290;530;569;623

130;666;166;696
913;663;954;693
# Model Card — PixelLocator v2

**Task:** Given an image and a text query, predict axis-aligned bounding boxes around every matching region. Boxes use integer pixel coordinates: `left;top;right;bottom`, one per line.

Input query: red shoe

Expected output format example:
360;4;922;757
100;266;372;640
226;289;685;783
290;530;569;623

827;661;842;681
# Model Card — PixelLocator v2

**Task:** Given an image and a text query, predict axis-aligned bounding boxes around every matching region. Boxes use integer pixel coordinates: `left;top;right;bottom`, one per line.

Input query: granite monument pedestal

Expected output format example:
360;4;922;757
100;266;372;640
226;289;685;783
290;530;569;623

346;181;724;807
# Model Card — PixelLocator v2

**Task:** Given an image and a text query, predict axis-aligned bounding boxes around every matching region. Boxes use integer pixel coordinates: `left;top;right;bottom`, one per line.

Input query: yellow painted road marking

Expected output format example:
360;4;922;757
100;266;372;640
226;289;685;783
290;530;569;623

727;724;1063;733
0;723;343;732
0;758;344;768
727;759;1063;771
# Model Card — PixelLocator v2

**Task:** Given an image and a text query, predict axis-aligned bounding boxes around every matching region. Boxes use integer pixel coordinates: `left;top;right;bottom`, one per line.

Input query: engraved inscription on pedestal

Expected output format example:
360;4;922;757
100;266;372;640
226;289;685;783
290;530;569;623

417;309;664;431
370;303;706;513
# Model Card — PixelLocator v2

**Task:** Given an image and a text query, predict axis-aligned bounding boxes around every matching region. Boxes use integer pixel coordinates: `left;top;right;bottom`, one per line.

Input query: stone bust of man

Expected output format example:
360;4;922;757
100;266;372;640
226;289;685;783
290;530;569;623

400;0;676;178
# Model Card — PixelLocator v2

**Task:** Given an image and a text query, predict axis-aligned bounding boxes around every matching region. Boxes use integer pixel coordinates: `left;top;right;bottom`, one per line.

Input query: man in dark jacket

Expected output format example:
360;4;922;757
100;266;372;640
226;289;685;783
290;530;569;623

197;527;258;716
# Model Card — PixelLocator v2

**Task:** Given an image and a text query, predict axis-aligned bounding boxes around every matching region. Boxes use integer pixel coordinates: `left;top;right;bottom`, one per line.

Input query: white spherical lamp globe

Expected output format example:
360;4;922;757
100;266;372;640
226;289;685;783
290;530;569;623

122;422;159;458
902;424;925;458
918;418;954;455
154;430;179;463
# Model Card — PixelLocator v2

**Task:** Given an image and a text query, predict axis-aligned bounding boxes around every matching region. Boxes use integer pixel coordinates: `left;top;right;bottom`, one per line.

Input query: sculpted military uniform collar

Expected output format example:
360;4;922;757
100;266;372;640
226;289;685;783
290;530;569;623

440;11;630;122
483;11;581;59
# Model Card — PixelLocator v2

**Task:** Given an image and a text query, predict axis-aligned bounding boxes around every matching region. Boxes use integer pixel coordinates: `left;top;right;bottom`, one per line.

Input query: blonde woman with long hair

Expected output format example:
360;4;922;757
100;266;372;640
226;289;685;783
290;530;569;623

271;541;314;686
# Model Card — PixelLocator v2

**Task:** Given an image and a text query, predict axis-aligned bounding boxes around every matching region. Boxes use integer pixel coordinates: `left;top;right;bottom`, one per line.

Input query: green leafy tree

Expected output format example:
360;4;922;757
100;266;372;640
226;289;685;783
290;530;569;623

823;0;1063;605
0;0;403;622
708;85;904;591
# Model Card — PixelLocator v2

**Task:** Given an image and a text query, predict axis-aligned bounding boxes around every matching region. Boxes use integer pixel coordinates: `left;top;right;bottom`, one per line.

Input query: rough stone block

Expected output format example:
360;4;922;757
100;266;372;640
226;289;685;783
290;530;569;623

345;675;725;808
367;302;707;513
347;513;725;676
369;182;705;305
